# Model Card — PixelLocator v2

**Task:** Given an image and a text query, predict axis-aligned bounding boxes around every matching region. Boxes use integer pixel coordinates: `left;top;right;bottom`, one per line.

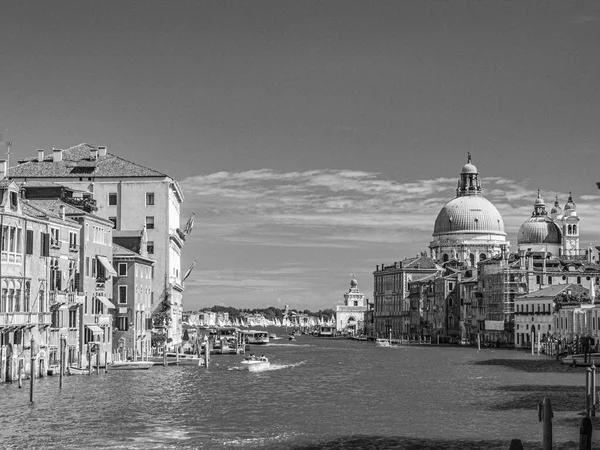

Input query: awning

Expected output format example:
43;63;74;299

97;296;116;309
96;255;118;276
86;325;104;335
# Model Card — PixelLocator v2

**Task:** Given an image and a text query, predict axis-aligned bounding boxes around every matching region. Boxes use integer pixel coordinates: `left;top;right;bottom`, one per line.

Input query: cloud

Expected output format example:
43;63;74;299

180;169;600;250
570;14;596;24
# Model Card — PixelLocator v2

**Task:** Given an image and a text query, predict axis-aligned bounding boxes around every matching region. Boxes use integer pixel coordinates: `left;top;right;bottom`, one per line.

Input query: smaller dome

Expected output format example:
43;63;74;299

350;278;358;288
534;190;545;207
564;192;576;211
461;152;478;174
550;196;562;215
517;218;562;245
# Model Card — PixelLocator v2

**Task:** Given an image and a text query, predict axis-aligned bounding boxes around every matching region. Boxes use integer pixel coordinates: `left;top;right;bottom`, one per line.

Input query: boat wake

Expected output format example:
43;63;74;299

266;343;313;347
228;360;307;372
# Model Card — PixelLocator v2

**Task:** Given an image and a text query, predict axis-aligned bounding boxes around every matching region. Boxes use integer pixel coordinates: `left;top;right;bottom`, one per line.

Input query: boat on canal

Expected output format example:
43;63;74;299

244;330;270;345
375;338;392;347
561;353;600;366
240;355;270;372
108;361;155;370
148;352;204;366
67;366;89;375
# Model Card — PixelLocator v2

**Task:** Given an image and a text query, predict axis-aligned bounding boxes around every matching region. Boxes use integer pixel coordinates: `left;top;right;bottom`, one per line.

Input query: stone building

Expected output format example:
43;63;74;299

336;277;368;335
9;144;187;350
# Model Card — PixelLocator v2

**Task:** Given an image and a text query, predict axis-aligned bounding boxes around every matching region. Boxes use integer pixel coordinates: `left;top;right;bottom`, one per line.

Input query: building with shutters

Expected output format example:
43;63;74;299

9;143;187;350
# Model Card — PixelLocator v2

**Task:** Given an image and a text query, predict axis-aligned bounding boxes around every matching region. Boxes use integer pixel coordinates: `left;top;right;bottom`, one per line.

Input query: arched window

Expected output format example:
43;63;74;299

448;314;454;327
536;275;541;284
448;297;453;307
479;253;487;261
470;253;475;266
443;253;449;262
548;276;552;284
573;225;577;234
568;225;572;234
577;276;582;284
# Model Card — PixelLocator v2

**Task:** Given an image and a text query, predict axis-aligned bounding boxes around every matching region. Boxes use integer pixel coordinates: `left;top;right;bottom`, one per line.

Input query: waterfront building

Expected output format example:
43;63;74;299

429;154;508;266
112;243;154;358
514;283;587;349
21;183;116;366
0;170;53;381
372;255;442;337
10;144;187;350
336;277;367;335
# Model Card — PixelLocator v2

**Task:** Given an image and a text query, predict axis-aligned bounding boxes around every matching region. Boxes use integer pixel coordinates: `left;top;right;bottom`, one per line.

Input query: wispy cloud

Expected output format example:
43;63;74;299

570;14;596;24
180;169;600;249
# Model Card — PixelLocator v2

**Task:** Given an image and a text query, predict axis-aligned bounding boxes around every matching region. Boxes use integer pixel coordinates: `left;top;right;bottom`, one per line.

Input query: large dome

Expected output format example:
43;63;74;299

433;196;506;236
517;218;562;245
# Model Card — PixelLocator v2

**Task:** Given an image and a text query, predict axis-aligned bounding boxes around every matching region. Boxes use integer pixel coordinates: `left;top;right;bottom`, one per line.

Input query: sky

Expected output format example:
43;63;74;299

1;1;600;311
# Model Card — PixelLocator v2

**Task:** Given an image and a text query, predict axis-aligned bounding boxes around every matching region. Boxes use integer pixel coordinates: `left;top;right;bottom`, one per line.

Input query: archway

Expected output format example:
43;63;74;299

5;344;13;382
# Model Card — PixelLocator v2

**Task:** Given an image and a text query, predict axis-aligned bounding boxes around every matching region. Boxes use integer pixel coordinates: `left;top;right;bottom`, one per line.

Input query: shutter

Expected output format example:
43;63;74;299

56;270;62;291
41;233;50;257
26;230;34;255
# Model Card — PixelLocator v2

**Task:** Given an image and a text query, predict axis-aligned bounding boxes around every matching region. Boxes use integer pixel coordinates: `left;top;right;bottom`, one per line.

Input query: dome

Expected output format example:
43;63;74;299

550;196;562;216
461;162;478;174
564;192;576;211
350;278;358;288
433;195;506;236
517;217;562;245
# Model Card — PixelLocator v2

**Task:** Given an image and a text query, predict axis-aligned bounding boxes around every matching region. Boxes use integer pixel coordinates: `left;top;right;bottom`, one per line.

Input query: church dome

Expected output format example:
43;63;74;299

461;162;478;174
564;192;576;211
517;218;562;245
550;196;562;216
433;195;506;236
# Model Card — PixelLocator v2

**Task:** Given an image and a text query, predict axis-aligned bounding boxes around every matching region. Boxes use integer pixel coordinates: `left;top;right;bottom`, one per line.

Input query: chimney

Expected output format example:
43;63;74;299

52;148;63;162
59;204;66;221
90;147;98;160
0;160;6;179
37;149;45;162
98;145;107;157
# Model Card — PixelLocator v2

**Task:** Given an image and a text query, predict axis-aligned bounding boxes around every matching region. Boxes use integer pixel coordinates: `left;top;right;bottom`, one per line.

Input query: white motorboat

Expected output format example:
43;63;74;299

241;356;270;372
376;338;392;348
67;366;89;375
108;361;154;371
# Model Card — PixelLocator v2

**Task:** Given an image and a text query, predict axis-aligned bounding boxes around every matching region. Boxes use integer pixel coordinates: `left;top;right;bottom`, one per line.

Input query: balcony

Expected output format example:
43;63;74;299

48;328;79;347
69;244;79;253
0;312;52;327
50;239;62;249
95;276;107;288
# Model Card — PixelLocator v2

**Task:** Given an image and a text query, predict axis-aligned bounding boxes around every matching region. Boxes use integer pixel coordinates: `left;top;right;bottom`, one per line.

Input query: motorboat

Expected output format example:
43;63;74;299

269;333;282;340
561;353;600;366
108;361;155;371
375;338;392;348
288;335;296;341
67;366;89;375
244;330;270;345
241;356;270;372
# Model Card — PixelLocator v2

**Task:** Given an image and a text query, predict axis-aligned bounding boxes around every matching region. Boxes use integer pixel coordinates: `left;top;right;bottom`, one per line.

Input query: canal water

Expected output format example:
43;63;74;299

0;334;589;449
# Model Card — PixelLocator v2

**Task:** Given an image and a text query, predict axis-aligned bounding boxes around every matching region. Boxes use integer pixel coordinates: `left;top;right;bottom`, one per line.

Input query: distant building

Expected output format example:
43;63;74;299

336;277;367;335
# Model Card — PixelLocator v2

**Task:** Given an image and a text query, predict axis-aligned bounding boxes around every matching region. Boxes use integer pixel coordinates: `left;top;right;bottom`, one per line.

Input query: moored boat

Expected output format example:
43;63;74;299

561;353;600;366
67;366;89;375
108;361;154;371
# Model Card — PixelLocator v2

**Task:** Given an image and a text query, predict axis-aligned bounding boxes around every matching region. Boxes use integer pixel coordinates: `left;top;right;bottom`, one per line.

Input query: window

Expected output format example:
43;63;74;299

146;216;155;230
146;193;155;205
117;316;129;332
69;231;78;251
147;241;154;254
86;257;90;277
108;193;117;206
118;286;127;304
69;309;77;328
50;228;60;248
118;263;127;276
107;217;116;229
2;226;24;263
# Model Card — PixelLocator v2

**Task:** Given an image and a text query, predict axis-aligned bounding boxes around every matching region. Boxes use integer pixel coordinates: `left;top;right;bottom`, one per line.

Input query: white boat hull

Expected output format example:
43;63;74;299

109;361;154;371
241;359;270;372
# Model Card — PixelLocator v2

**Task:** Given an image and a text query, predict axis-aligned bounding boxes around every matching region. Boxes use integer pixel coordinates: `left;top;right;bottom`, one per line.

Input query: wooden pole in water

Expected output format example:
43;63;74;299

508;439;524;450
477;333;481;351
579;416;593;450
88;347;92;375
163;345;167;367
586;368;592;418
59;335;65;389
104;352;108;373
592;363;597;417
176;346;180;365
96;351;100;374
18;359;22;388
542;398;553;450
30;337;35;403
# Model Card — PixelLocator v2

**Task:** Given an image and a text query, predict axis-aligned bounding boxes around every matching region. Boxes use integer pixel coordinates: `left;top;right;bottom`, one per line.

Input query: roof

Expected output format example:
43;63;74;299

21;199;79;225
24;198;112;224
10;143;167;179
113;229;144;238
433;195;506;236
517;283;588;299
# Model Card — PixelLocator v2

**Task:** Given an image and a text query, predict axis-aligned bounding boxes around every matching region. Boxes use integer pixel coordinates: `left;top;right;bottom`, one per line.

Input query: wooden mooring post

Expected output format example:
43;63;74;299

30;337;35;403
59;335;65;389
508;439;524;450
537;397;553;450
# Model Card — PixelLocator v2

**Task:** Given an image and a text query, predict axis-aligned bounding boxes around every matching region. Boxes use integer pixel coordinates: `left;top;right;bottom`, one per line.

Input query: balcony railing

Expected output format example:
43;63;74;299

50;240;62;249
48;328;79;347
0;312;52;326
69;244;79;253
